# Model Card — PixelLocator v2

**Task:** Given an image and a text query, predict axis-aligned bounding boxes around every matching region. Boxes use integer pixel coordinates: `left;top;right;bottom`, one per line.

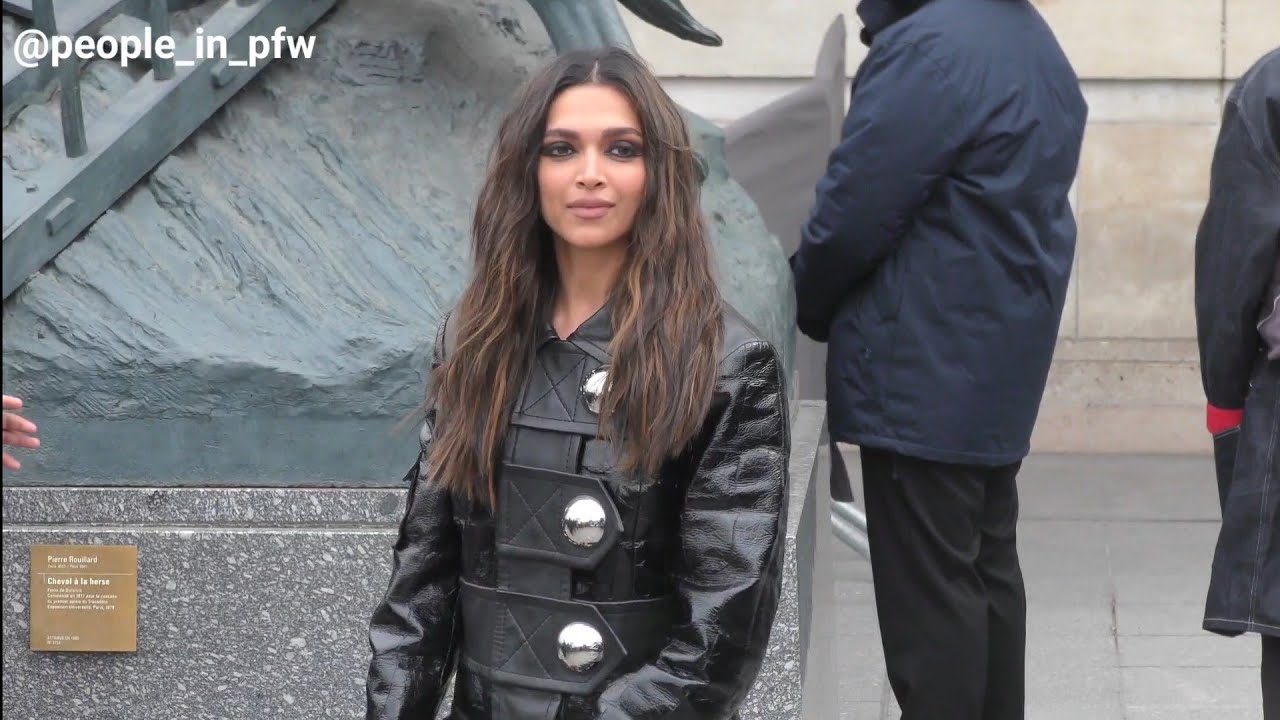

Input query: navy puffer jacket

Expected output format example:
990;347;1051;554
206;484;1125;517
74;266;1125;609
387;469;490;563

791;0;1088;465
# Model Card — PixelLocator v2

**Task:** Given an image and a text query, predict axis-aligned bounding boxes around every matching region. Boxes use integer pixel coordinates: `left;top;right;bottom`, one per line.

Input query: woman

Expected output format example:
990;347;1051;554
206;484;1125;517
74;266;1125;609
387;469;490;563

365;47;791;720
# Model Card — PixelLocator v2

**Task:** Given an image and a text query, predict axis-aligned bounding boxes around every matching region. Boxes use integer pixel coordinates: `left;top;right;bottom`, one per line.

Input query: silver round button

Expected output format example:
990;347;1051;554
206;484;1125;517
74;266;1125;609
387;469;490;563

562;495;607;547
580;366;609;414
557;622;605;672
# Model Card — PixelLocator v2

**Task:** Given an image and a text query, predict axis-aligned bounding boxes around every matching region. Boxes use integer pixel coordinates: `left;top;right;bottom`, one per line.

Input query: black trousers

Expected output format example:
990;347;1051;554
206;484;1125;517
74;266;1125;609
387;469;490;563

1265;634;1279;720
860;447;1026;720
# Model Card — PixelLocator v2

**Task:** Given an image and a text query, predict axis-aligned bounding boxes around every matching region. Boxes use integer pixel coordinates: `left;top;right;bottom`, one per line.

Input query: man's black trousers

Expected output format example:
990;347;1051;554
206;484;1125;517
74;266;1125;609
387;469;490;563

860;447;1027;720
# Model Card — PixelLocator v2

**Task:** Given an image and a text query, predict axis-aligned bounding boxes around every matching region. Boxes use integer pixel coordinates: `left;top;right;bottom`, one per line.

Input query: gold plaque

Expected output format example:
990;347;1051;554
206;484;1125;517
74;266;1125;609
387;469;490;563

30;544;139;653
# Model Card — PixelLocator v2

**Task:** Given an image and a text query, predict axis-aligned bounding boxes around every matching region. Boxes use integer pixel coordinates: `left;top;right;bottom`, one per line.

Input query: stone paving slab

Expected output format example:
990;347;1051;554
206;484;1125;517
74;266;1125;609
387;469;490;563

1113;573;1215;606
1106;521;1220;575
1119;635;1262;668
1115;604;1212;637
1126;706;1264;720
1122;666;1263;714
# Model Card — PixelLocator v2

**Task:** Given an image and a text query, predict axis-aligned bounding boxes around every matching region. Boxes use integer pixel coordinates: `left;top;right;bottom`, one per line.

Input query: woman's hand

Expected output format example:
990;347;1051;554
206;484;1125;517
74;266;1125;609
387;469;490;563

3;395;40;470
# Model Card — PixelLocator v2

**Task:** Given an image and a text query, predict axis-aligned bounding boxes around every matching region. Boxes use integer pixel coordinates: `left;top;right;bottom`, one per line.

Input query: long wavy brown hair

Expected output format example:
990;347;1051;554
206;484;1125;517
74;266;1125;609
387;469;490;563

425;47;725;508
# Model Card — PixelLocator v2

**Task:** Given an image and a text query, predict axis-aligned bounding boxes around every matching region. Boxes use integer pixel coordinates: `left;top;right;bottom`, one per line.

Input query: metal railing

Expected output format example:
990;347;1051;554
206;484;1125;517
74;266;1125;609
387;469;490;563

831;501;869;558
2;0;339;301
5;1;134;126
21;0;177;158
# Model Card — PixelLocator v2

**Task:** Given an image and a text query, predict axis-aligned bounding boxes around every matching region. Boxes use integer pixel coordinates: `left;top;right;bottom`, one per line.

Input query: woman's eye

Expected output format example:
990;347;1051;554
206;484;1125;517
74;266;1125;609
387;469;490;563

541;142;574;157
609;142;642;159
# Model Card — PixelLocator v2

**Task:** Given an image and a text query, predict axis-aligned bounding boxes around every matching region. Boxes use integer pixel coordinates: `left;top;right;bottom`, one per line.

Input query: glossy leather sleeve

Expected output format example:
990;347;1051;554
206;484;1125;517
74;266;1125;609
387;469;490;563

596;340;791;719
365;330;461;720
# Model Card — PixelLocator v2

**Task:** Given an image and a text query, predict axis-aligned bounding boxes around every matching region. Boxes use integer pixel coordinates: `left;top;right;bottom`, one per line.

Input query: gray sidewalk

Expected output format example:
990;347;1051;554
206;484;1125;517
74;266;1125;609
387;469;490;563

833;451;1267;720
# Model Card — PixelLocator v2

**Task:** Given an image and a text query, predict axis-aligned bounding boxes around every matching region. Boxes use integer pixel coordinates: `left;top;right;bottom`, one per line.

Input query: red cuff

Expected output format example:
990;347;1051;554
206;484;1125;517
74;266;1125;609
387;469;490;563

1206;404;1244;434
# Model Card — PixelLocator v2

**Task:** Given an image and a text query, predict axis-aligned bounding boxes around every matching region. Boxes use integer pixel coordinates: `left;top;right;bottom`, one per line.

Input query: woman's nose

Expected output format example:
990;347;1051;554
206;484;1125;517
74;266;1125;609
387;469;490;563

576;150;605;188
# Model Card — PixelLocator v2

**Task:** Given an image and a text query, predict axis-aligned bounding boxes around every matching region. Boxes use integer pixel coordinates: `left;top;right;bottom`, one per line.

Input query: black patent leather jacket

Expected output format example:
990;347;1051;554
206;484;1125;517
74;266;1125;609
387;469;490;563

365;303;791;720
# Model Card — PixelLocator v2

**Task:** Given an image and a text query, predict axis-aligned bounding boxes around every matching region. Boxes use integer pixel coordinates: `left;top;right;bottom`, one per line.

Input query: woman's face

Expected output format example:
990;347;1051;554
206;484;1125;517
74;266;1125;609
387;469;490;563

537;83;646;253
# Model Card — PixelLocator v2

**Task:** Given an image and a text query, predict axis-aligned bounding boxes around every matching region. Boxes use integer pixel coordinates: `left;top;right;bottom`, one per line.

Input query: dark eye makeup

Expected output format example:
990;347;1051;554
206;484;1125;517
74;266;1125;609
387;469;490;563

539;138;644;159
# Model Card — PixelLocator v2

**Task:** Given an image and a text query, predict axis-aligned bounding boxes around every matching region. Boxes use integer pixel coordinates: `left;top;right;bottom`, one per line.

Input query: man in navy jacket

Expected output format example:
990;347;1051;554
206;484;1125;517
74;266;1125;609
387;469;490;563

790;0;1087;716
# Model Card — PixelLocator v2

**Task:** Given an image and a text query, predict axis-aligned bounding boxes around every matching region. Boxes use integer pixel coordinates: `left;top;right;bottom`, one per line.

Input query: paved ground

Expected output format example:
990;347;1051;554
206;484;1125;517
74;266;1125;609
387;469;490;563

833;451;1268;720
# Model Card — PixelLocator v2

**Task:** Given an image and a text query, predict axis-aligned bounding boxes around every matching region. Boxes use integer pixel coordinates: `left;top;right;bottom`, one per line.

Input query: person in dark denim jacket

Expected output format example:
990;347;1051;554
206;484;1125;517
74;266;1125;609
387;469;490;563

789;0;1085;717
1193;46;1280;716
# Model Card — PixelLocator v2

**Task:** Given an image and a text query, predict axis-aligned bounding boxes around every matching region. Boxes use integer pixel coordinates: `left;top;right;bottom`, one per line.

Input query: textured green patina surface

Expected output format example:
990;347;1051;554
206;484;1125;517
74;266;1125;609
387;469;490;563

0;0;795;486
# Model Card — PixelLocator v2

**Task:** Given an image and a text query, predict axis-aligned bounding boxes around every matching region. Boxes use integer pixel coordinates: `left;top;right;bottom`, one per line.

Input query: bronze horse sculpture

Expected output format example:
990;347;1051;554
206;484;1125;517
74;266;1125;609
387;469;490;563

525;0;721;52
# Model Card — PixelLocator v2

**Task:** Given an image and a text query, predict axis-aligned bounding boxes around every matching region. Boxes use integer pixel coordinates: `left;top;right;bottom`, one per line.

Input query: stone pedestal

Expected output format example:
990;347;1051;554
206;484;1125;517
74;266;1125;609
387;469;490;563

1;403;834;719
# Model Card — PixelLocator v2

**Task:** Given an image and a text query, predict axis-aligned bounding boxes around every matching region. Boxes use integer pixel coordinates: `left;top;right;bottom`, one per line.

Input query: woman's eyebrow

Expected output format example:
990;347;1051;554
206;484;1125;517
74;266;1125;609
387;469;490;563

544;127;642;139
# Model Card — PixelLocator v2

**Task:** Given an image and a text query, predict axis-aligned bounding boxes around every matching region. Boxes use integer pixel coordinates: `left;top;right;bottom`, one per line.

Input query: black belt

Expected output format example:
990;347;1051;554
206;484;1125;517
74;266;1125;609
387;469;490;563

459;580;676;696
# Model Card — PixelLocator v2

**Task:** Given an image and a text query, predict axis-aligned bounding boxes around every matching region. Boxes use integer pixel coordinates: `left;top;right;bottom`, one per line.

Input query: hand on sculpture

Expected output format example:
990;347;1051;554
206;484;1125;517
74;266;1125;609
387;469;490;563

3;395;40;470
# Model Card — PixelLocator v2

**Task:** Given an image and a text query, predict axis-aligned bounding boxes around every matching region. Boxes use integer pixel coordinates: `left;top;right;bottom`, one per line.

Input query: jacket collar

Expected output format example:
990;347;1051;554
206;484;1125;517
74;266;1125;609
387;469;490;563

537;301;613;364
856;0;933;46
